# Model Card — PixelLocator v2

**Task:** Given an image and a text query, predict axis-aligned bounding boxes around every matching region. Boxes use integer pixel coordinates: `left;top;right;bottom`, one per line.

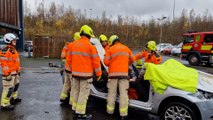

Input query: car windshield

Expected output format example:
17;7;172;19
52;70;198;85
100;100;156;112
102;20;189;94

183;35;194;44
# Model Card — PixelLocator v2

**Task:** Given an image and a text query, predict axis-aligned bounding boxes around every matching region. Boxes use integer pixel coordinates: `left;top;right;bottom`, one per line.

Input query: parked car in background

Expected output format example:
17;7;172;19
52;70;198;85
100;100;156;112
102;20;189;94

161;45;174;55
24;40;33;52
171;42;183;56
156;43;172;53
0;38;6;50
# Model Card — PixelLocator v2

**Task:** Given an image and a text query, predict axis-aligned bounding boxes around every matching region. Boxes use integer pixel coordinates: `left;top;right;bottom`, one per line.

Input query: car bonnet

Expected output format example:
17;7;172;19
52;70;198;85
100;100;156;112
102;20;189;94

197;71;213;93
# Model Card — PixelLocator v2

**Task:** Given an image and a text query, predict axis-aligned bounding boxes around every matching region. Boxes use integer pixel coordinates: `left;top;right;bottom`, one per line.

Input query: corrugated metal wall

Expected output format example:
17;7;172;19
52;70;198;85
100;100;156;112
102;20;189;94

0;0;20;27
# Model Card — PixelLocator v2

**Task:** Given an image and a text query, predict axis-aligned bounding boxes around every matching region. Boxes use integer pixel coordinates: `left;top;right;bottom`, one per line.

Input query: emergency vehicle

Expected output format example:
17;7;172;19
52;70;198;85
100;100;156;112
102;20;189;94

181;32;213;66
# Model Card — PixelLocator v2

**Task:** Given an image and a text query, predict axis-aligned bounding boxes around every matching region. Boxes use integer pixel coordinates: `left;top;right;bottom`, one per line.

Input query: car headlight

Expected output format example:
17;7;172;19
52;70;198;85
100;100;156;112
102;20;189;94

188;89;213;100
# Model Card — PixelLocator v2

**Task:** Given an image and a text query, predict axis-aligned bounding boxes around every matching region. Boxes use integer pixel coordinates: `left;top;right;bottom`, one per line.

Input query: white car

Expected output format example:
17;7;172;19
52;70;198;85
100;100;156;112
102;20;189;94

171;42;183;56
90;38;213;120
0;38;6;50
156;43;173;53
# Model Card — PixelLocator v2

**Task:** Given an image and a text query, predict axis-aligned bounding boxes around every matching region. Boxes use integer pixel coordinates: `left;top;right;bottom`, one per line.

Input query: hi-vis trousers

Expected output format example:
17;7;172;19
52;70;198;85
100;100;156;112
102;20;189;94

71;77;92;114
60;71;71;101
1;75;20;107
107;79;129;117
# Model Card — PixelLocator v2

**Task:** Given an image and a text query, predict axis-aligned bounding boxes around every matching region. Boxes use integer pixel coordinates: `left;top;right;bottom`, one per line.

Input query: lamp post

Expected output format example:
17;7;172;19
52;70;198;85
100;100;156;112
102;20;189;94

157;17;166;52
89;8;92;19
173;0;176;20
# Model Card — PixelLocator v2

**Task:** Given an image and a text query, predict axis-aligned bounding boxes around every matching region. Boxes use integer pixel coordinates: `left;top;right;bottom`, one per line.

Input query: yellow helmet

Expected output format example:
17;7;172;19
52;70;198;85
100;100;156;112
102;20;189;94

73;32;81;41
80;25;94;37
136;60;143;69
146;40;156;51
108;35;119;46
99;34;108;42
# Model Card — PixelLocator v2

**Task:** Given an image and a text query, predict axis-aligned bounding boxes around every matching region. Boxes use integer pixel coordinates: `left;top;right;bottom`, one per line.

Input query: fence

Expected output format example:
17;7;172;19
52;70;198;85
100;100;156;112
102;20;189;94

33;35;71;58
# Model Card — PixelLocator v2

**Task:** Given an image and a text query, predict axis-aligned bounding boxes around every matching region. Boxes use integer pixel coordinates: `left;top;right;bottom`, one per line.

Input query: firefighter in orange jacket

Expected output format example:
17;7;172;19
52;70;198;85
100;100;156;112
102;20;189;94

60;32;81;104
99;34;110;53
104;35;134;120
67;25;102;120
134;41;162;64
0;33;21;110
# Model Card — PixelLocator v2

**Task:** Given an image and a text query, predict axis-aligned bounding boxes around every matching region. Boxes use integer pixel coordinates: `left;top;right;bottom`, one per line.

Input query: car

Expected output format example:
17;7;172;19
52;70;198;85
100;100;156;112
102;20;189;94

24;40;33;52
90;38;213;120
156;43;173;53
0;38;6;50
161;45;174;55
171;42;183;56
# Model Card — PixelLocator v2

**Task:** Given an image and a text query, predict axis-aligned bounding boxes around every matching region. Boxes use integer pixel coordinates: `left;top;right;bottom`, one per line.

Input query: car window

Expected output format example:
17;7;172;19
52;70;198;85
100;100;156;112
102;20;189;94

204;34;213;43
183;35;194;44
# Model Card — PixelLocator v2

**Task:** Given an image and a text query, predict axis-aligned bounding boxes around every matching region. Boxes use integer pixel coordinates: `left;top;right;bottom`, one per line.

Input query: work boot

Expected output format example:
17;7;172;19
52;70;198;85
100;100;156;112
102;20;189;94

10;98;22;105
77;114;92;120
60;98;69;105
120;116;128;120
1;105;15;110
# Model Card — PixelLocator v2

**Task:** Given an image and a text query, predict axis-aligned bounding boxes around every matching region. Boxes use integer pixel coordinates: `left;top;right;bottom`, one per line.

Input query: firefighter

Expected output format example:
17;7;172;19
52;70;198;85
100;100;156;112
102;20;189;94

134;40;162;65
67;25;102;120
0;33;21;110
104;35;134;120
99;34;110;52
60;32;81;104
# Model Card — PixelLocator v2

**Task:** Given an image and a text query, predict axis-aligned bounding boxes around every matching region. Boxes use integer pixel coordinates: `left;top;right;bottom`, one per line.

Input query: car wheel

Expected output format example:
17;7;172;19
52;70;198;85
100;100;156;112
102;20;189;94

188;54;200;66
160;102;197;120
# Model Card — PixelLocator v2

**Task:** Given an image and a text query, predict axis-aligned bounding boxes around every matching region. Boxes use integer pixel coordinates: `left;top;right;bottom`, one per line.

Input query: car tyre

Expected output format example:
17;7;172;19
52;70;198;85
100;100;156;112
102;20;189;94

160;102;197;120
188;54;200;66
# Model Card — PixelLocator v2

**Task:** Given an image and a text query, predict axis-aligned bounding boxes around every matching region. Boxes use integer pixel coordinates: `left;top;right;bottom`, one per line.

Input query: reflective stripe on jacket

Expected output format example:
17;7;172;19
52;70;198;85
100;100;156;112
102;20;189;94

104;43;134;78
134;51;162;64
104;45;110;53
0;45;20;75
66;36;102;78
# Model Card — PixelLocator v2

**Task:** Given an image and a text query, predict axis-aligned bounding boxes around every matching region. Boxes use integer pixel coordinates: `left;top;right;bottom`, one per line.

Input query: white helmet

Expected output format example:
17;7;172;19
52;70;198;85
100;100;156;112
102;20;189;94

3;33;18;44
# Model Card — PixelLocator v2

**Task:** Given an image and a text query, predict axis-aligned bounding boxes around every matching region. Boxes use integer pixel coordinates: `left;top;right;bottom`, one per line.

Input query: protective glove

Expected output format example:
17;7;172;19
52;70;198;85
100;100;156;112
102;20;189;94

18;72;21;76
97;76;102;81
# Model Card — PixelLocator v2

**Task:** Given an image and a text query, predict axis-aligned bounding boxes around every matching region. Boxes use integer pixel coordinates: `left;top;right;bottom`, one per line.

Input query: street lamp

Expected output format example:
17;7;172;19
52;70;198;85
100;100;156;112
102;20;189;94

89;8;92;19
157;17;166;52
173;0;176;20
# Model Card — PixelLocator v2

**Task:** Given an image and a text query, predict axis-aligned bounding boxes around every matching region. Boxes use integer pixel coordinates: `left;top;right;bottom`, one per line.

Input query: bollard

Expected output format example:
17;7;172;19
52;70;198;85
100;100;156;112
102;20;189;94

28;46;31;58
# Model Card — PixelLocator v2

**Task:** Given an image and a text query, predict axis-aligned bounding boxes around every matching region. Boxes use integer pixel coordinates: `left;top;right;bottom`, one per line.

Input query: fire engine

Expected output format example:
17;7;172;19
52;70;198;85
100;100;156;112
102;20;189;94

181;32;213;66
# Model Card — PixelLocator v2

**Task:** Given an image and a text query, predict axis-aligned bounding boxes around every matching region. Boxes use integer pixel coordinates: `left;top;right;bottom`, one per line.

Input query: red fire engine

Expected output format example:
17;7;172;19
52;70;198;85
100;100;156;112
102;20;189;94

181;32;213;66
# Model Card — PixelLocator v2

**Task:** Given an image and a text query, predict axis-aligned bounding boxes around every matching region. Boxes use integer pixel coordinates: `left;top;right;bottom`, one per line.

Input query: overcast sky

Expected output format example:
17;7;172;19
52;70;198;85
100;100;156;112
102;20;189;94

25;0;213;21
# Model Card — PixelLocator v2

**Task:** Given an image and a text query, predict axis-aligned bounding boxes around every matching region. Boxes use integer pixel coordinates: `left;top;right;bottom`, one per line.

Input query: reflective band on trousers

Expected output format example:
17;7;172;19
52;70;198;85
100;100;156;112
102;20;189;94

111;52;129;58
72;71;93;76
119;98;128;116
109;72;128;76
68;52;98;58
107;105;115;112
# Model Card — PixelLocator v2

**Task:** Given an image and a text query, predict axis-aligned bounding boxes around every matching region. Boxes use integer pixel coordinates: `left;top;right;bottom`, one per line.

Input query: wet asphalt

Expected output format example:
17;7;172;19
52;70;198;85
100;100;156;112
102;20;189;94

0;53;212;120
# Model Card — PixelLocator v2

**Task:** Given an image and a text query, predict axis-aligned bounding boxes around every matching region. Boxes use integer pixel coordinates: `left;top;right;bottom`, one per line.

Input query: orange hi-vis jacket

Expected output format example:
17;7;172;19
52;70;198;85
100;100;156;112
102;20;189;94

104;43;135;79
61;42;69;59
134;50;162;64
0;45;20;76
104;44;110;53
61;42;71;72
66;36;102;78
